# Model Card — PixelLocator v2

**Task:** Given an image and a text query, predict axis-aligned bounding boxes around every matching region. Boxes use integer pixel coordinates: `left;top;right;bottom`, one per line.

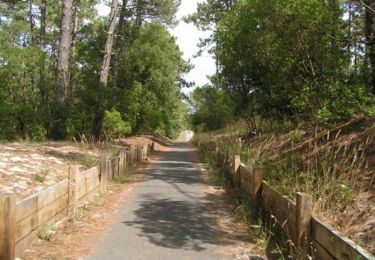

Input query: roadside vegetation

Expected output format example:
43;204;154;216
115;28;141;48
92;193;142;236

188;0;375;255
0;0;189;142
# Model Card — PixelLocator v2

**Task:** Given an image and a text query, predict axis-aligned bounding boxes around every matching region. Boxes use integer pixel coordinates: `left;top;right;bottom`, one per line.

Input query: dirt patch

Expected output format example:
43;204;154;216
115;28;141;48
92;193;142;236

0;136;160;201
0;142;102;200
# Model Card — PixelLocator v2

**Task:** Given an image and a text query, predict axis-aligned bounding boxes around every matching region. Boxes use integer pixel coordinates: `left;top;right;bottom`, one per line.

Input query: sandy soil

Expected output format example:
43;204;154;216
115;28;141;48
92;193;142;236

0;136;161;200
0;142;101;200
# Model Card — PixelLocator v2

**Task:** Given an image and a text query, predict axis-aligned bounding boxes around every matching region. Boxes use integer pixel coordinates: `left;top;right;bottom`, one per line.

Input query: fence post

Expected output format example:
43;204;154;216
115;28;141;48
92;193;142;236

124;152;127;169
119;148;125;170
151;142;155;152
0;194;15;260
129;145;134;164
251;168;263;208
296;192;312;251
100;154;109;194
143;143;148;160
233;155;240;187
136;144;141;163
215;144;219;160
69;165;80;216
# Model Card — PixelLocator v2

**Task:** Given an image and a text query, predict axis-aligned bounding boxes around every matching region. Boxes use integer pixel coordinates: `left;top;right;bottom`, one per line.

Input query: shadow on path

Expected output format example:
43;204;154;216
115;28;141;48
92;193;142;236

123;193;230;251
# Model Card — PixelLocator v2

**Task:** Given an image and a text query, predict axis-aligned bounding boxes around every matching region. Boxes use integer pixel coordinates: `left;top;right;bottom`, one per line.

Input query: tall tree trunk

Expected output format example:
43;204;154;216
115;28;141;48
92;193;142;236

135;0;143;26
365;0;375;95
112;0;128;90
69;0;80;96
29;1;35;46
39;0;47;103
99;0;118;87
93;0;119;140
57;0;74;103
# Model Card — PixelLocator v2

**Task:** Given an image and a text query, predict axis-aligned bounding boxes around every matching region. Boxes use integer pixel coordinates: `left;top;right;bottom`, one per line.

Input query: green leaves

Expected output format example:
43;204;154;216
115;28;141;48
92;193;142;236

101;110;132;141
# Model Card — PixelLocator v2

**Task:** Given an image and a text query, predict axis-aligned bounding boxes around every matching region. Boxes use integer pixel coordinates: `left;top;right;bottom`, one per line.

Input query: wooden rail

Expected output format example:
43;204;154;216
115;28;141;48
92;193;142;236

0;141;155;259
213;144;374;260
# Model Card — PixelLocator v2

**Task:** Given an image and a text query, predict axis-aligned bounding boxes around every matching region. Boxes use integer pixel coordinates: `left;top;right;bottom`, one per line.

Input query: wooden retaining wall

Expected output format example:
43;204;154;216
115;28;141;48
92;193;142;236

216;148;374;259
0;141;155;260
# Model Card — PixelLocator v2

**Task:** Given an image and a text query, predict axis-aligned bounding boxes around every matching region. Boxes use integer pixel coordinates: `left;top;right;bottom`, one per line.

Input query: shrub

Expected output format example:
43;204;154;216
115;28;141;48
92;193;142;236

101;110;131;141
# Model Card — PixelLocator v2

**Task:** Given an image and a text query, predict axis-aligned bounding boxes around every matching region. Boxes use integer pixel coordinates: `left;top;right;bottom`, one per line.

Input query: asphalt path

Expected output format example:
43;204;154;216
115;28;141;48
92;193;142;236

85;131;231;260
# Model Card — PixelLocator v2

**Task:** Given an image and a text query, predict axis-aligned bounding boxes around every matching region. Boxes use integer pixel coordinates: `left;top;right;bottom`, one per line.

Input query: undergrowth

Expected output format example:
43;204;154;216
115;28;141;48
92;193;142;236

194;115;375;255
197;143;304;259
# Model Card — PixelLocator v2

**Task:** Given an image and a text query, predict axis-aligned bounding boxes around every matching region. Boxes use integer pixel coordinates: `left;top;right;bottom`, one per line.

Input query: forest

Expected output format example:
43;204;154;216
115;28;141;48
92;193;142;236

189;0;375;131
0;0;189;141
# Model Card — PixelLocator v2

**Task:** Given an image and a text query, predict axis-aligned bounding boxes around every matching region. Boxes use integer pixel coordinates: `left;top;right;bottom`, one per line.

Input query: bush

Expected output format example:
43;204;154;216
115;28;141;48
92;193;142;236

101;110;131;141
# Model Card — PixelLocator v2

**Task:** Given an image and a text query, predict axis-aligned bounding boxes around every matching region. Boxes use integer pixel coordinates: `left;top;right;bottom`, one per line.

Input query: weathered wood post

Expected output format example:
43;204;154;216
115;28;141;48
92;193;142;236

215;144;219;160
296;192;312;251
151;142;155;152
128;145;134;164
233;155;240;188
143;143;148;160
69;165;80;216
0;194;15;260
124;152;127;169
100;154;109;194
251;168;263;208
119;148;125;170
137;145;141;162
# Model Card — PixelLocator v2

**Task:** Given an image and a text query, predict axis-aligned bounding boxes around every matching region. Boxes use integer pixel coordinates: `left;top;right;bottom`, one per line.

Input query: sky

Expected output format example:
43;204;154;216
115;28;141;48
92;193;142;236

96;0;215;94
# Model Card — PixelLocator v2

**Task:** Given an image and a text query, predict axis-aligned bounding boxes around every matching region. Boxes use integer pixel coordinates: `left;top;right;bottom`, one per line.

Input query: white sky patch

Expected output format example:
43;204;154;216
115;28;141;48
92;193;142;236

169;0;215;93
95;0;215;93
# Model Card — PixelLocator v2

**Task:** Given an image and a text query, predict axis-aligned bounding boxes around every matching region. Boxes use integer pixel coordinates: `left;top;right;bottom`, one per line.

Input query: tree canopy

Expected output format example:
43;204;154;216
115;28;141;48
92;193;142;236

189;0;375;132
0;0;189;140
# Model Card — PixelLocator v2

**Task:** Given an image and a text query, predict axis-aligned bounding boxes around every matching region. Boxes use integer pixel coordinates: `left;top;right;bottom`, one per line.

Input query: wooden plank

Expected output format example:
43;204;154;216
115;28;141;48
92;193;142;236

295;192;312;250
16;180;69;222
233;155;240;186
15;207;67;257
311;217;374;260
311;239;335;260
77;175;100;199
262;182;297;241
100;154;109;193
69;166;79;216
15;194;69;243
78;187;100;204
0;194;16;260
79;166;99;181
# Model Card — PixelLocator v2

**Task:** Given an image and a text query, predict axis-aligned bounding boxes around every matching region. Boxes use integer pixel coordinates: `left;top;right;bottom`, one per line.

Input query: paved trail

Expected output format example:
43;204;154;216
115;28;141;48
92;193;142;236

85;131;237;260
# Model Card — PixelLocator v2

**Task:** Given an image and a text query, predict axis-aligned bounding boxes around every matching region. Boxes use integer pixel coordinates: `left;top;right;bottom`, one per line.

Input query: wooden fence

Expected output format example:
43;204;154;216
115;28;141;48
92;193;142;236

0;142;155;260
215;149;374;260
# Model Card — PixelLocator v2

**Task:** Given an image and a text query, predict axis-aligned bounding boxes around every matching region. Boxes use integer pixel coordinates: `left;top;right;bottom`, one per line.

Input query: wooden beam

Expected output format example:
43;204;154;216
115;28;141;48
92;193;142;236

296;192;312;250
69;165;80;216
251;168;263;208
119;148;125;170
100;154;109;194
0;194;16;260
233;155;240;187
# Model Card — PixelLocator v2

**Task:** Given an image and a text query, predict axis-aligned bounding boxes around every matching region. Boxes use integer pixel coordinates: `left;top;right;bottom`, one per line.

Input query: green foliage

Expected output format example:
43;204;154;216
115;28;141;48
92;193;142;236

191;86;234;131
188;0;374;131
0;1;188;141
33;168;49;183
101;110;132;140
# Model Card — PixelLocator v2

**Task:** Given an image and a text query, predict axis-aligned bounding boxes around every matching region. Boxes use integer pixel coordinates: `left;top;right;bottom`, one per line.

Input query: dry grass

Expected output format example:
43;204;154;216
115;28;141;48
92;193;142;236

194;114;375;254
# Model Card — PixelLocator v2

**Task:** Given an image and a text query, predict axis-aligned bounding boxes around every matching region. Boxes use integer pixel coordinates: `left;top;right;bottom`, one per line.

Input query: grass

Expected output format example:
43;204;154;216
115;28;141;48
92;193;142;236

112;164;136;184
39;223;57;241
83;155;98;168
197;144;299;259
195;117;373;214
194;116;375;256
33;168;49;183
